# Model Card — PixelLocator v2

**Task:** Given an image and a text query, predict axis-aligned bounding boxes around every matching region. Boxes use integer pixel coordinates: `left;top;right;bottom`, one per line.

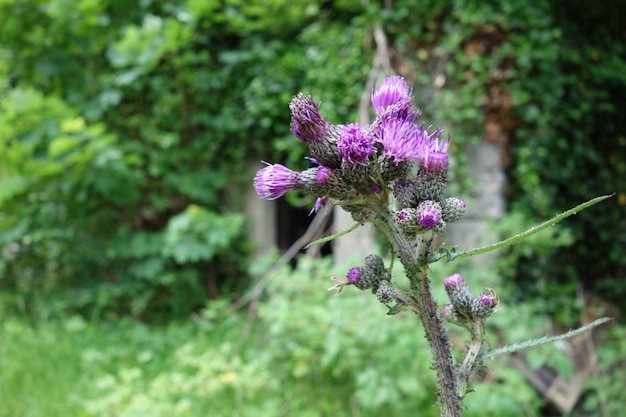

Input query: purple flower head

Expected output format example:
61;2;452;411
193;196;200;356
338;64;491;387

418;207;440;229
346;267;362;284
376;116;426;164
316;166;333;183
253;163;300;200
337;123;376;167
419;128;451;173
443;273;466;291
289;93;331;143
372;76;413;116
471;291;498;319
476;293;496;307
416;200;442;229
328;266;365;295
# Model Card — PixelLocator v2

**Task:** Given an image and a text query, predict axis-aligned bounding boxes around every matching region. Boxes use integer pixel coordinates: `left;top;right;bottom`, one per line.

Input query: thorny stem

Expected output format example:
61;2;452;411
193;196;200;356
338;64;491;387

373;207;463;417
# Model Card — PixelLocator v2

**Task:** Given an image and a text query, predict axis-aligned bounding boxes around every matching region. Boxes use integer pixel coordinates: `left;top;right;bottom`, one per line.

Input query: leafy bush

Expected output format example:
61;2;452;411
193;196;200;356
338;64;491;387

0;0;369;319
3;257;624;416
79;257;542;417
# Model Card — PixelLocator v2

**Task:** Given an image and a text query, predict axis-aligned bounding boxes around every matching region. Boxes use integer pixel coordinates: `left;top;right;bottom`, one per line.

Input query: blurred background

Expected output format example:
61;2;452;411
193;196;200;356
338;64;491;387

0;0;624;416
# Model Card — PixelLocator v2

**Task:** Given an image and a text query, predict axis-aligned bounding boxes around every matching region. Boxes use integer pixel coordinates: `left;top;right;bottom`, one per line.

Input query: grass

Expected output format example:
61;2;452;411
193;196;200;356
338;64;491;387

0;317;91;417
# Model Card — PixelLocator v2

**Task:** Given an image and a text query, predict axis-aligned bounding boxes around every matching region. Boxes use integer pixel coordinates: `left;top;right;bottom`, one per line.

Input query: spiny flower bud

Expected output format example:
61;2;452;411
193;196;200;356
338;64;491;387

470;293;498;319
443;273;474;315
254;163;300;200
340;159;375;192
379;155;412;183
359;256;387;293
397;207;419;236
289;93;342;168
364;254;387;278
441;197;467;223
393;178;418;209
376;280;397;304
415;171;447;202
297;166;351;199
416;200;442;229
441;303;454;322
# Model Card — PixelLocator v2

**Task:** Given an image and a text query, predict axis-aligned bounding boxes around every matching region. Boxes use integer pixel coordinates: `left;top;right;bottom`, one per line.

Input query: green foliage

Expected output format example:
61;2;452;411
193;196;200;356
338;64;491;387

0;0;370;318
376;0;626;315
0;257;551;416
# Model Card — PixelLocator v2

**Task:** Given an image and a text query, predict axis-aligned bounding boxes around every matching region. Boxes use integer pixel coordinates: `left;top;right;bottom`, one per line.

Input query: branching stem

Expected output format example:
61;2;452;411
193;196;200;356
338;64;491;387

373;208;463;417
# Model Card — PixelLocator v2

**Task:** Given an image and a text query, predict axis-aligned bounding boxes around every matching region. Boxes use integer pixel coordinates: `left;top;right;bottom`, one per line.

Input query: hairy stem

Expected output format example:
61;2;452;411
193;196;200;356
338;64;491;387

374;211;463;417
457;321;485;398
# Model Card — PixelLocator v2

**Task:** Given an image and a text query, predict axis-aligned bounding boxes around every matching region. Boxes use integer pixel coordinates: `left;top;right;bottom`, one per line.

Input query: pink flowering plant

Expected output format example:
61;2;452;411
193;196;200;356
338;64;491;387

253;76;610;417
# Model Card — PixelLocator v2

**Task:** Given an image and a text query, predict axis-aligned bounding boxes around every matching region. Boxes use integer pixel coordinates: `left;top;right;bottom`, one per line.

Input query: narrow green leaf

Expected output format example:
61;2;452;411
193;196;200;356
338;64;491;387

304;222;363;249
456;194;613;260
482;317;612;360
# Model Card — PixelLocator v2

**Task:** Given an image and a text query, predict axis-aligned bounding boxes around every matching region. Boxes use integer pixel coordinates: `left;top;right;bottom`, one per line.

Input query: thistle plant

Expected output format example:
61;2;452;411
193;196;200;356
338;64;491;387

253;76;610;417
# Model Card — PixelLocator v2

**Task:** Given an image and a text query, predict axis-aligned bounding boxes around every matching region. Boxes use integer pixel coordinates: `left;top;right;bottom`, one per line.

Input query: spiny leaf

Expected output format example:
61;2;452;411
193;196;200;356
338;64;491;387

482;317;612;360
456;194;613;260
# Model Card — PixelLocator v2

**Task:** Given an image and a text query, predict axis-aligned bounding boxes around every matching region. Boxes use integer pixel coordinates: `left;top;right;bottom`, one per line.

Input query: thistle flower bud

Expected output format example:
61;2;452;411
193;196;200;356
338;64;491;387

289;93;342;168
364;254;387;278
376;280;397;305
416;200;442;230
443;273;474;315
290;93;329;142
415;171;447;202
397;207;419;235
379;155;412;183
441;197;467;223
470;293;498;319
253;163;300;200
393;178;418;209
297;166;350;199
441;303;454;322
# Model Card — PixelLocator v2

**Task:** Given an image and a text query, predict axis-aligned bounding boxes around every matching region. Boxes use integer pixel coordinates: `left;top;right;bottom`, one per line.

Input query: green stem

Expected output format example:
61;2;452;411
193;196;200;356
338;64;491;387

456;321;485;398
374;210;463;417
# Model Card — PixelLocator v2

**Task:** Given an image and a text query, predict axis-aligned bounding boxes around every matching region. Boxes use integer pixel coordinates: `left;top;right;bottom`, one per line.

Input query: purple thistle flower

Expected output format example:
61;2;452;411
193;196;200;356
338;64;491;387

372;76;413;116
376;116;425;164
419;128;451;173
443;273;474;314
476;293;496;307
337;123;376;167
289;93;330;143
346;267;362;284
253;163;300;200
418;208;440;229
471;291;498;319
316;166;333;183
416;200;442;229
328;266;363;295
443;273;466;291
